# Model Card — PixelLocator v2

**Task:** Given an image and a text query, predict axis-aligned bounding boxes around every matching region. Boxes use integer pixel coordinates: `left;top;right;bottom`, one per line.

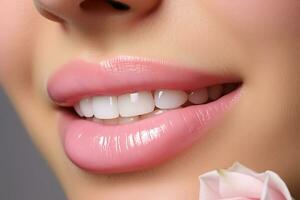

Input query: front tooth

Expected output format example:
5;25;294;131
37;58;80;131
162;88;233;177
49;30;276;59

118;91;155;117
74;103;84;117
154;90;188;109
92;96;119;119
79;98;93;117
208;85;223;101
188;88;208;104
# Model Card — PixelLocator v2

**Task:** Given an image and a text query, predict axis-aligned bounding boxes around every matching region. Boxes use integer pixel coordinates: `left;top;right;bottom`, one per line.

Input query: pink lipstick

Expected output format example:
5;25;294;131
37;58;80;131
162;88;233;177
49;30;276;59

47;56;242;173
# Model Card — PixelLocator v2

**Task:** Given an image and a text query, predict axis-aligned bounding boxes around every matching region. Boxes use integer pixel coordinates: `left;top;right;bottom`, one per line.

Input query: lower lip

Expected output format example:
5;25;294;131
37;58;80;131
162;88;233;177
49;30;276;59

59;89;241;173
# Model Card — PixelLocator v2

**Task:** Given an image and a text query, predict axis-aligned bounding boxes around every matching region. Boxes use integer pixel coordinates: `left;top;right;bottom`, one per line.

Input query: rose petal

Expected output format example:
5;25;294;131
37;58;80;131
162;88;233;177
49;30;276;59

220;198;257;200
228;163;259;177
222;163;292;200
199;171;222;200
218;170;264;199
260;171;292;200
261;175;279;200
199;163;294;200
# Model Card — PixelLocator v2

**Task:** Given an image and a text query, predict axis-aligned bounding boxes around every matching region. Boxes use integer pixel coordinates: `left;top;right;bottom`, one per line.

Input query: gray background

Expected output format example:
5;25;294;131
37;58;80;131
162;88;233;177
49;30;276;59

0;89;66;200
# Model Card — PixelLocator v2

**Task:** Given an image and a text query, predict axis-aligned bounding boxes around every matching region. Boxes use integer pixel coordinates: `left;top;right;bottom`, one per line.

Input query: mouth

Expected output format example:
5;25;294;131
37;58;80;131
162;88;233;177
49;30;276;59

47;56;242;174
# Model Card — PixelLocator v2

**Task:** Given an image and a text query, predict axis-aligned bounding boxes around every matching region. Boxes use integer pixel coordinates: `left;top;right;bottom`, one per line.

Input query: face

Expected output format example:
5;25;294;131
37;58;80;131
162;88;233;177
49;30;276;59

1;0;300;199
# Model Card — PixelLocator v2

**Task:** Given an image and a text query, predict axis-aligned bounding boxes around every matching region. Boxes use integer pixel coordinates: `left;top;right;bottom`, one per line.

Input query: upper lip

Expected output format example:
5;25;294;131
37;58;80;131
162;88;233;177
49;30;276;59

47;55;240;106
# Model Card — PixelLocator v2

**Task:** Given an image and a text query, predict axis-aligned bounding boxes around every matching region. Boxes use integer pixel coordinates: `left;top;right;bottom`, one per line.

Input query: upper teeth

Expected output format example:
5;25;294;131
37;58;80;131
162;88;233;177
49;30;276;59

154;90;188;109
118;91;155;117
92;96;119;119
188;88;209;104
74;84;232;120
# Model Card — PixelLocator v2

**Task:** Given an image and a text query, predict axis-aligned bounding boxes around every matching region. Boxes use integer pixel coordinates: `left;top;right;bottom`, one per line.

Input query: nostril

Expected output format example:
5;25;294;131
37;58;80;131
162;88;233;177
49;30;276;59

80;0;130;12
80;0;104;11
106;0;130;11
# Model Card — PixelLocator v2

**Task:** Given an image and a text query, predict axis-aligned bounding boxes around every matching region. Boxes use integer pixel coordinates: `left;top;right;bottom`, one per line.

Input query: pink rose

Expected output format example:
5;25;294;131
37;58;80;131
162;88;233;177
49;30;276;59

199;163;293;200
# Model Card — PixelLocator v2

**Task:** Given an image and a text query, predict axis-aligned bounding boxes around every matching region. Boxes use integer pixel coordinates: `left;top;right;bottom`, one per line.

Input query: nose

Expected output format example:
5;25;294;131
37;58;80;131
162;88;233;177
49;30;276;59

34;0;161;23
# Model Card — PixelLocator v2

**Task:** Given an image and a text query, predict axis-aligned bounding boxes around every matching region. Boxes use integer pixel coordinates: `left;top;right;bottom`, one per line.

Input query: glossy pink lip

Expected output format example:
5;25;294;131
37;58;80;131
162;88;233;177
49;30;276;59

48;56;241;173
47;56;237;106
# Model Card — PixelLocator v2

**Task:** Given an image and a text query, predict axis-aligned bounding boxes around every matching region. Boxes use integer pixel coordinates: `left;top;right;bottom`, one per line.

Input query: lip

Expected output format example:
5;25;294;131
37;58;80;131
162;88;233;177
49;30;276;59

48;56;242;173
47;56;237;106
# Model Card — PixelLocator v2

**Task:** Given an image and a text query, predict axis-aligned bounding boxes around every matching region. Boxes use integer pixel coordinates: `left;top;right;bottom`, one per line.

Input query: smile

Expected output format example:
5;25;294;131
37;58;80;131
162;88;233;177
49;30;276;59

47;56;242;173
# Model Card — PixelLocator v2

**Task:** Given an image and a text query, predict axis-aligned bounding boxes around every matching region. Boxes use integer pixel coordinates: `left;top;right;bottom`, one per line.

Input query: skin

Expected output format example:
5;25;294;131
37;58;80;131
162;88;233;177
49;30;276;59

0;0;300;199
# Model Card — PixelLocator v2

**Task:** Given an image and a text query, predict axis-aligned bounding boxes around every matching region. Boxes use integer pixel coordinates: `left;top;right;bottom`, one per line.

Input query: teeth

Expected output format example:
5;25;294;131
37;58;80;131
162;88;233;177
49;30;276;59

188;88;209;104
154;90;188;109
92;96;119;119
118;91;155;117
208;85;223;101
74;84;237;123
74;103;84;117
79;98;93;117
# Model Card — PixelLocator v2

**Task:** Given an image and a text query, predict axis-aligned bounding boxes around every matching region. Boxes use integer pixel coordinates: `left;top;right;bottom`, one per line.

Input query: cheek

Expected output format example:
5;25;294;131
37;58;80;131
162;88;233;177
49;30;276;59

206;0;300;42
0;0;38;84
